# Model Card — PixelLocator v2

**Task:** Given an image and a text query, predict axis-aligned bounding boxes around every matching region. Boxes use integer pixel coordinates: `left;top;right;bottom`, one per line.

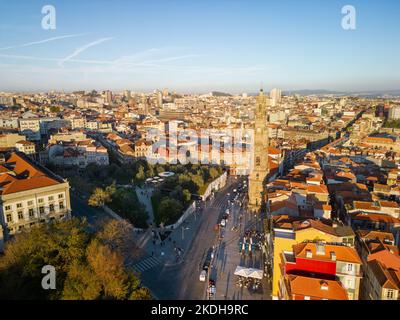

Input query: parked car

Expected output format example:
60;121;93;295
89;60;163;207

220;219;226;227
199;270;207;282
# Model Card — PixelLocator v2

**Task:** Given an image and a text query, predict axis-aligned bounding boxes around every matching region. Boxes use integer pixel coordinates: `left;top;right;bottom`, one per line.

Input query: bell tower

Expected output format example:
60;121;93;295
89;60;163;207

248;89;269;211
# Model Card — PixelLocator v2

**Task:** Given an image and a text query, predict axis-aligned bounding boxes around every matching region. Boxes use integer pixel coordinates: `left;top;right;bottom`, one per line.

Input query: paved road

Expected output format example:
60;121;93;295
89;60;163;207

135;176;246;299
212;188;270;300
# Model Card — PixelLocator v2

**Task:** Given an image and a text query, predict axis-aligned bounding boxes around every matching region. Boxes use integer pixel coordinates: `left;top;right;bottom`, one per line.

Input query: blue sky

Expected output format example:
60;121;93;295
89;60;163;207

0;0;399;93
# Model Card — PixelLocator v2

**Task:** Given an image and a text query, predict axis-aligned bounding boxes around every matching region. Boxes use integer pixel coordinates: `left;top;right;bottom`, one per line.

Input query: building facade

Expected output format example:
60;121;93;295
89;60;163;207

0;153;71;249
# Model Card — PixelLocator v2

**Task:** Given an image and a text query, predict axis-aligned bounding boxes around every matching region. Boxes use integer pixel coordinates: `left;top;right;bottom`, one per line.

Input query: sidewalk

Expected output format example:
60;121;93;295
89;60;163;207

135;186;155;226
141;205;205;266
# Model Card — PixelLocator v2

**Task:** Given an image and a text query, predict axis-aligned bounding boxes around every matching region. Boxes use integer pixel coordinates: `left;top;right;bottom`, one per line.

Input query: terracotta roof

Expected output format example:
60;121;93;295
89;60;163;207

0;152;62;195
357;230;395;243
293;242;361;264
368;250;400;270
293;219;334;235
306;184;329;194
286;275;348;300
16;140;34;145
268;147;281;155
350;212;400;224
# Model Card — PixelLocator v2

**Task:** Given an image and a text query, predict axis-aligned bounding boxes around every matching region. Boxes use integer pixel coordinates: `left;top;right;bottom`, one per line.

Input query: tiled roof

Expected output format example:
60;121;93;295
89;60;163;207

293;242;361;264
286;275;348;300
0;152;62;195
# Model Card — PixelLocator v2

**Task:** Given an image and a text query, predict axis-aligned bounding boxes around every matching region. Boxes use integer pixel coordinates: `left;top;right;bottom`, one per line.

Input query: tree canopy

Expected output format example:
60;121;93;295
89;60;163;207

0;218;151;300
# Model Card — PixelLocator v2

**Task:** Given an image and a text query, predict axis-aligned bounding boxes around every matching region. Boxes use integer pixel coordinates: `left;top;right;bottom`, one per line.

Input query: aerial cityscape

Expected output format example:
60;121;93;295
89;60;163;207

0;0;400;305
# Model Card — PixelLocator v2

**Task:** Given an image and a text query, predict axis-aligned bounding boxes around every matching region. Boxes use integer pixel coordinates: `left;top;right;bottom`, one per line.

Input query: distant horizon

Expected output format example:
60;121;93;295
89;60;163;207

2;87;400;96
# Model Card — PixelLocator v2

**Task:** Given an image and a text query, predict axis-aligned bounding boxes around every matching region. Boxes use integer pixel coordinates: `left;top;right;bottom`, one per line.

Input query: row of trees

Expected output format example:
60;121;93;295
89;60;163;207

0;219;151;300
152;165;224;226
88;183;148;228
56;159;223;198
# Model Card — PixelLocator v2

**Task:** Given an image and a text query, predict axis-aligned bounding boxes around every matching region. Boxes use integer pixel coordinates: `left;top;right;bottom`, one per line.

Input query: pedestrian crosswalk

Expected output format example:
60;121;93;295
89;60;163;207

130;256;162;273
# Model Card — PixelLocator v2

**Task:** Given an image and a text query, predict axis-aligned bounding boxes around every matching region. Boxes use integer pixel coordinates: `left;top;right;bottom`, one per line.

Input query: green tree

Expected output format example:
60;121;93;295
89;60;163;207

0;218;151;300
157;198;183;225
88;188;110;207
209;167;220;180
50;106;60;113
135;165;146;182
182;189;192;203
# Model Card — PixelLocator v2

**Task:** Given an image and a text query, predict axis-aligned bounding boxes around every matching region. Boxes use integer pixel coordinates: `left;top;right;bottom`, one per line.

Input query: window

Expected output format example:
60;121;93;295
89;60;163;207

304;296;310;300
59;202;64;210
29;208;34;218
346;278;354;288
18;211;24;220
5;205;11;211
48;196;54;201
39;207;45;214
27;201;33;206
6;214;12;223
256;156;261;167
387;289;395;299
58;193;64;199
347;264;353;272
49;204;55;213
16;203;22;208
38;198;44;204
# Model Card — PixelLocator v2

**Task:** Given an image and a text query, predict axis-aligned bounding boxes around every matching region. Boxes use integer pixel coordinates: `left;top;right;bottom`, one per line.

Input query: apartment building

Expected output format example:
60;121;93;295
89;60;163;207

362;249;400;300
19;118;41;141
279;242;362;300
271;216;355;299
15;140;36;155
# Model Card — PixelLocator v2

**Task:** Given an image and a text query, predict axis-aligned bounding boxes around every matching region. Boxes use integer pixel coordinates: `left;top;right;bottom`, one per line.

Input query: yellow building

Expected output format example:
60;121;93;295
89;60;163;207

271;216;355;299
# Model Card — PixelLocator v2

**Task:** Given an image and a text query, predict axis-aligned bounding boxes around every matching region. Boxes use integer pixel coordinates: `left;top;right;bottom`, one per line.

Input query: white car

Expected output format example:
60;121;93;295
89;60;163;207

220;219;226;227
199;270;207;282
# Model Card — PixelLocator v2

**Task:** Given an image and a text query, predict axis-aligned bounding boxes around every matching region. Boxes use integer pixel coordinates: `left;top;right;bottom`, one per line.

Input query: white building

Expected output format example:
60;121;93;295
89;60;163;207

0;153;71;248
270;88;282;107
389;105;400;120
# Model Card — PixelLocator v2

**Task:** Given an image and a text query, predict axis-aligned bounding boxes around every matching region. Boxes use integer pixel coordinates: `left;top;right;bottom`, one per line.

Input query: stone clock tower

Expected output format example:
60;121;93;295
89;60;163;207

248;89;269;211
